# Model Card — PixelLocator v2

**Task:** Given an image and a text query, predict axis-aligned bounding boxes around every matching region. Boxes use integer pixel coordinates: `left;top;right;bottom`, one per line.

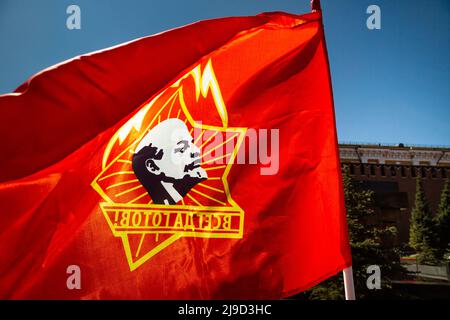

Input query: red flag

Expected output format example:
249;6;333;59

0;9;351;299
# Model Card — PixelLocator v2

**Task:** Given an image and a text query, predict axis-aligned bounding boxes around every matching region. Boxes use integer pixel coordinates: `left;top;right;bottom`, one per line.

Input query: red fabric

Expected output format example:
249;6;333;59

0;10;351;299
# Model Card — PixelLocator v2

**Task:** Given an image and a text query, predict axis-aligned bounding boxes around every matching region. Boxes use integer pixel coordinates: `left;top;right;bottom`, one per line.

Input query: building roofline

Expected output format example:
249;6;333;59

339;142;450;152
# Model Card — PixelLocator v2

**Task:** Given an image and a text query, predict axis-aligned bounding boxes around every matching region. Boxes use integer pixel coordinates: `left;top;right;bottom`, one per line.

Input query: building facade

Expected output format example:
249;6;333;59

339;143;450;246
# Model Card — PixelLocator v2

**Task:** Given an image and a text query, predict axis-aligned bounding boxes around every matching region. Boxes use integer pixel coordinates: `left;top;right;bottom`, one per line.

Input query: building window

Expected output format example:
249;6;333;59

411;166;417;178
361;164;365;175
350;164;355;175
381;165;386;177
370;164;376;176
401;166;406;177
390;166;397;177
442;168;447;179
431;168;437;179
421;167;426;178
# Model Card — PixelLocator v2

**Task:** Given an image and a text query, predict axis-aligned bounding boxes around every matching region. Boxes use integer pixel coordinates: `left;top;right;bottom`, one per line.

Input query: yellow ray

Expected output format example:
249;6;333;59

189;127;194;135
194;129;205;145
198;183;224;193
106;179;139;190
204;165;227;171
190;188;226;205
167;95;177;119
200;131;219;149
147;199;153;205
206;177;221;180
98;171;135;182
201;153;231;165
136;234;146;257
114;184;144;197
186;193;203;206
127;192;148;204
176;108;181;119
202;133;238;158
117;159;132;164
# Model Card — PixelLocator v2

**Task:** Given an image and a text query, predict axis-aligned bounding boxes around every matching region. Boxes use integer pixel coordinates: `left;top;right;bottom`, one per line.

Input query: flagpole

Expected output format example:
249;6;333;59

309;0;356;300
343;266;356;300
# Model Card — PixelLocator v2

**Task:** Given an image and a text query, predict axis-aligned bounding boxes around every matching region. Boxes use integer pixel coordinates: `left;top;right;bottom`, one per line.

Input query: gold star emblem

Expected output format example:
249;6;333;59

91;59;246;270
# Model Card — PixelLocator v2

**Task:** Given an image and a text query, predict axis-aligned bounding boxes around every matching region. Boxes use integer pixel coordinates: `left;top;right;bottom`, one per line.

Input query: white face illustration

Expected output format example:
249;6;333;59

135;118;207;180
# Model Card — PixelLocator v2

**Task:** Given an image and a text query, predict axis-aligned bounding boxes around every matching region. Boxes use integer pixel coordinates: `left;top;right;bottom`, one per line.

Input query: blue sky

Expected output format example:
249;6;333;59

0;0;449;146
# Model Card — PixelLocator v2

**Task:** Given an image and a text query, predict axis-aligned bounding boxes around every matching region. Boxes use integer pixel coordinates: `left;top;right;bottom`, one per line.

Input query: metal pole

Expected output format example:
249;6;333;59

343;266;356;300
